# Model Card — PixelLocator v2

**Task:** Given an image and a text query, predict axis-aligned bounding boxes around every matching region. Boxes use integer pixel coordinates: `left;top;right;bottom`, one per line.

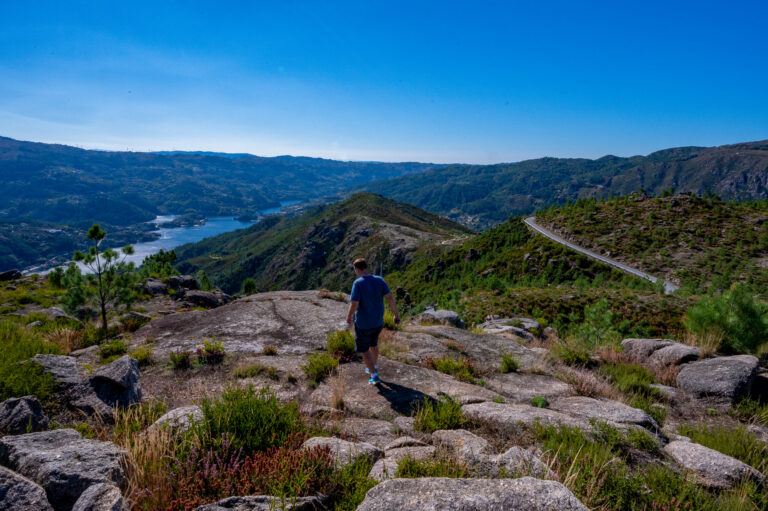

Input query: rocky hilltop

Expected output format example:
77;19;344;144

1;272;767;510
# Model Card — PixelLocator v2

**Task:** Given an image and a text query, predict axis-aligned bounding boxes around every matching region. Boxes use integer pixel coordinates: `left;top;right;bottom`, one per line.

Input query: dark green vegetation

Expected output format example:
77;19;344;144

387;215;687;336
0;136;442;271
358;139;768;229
174;193;472;294
538;194;768;294
301;352;339;385
413;395;465;433
396;456;468;478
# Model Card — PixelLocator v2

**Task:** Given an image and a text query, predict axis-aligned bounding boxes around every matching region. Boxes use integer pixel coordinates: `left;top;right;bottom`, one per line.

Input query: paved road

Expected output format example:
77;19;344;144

524;217;679;294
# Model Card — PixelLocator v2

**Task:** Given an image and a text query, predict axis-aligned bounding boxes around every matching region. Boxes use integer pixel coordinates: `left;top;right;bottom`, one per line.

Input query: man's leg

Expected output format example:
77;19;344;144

370;346;378;368
361;349;376;374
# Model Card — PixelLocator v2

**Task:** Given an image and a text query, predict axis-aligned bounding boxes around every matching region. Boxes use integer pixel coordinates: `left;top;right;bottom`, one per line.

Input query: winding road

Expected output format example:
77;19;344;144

524;217;679;294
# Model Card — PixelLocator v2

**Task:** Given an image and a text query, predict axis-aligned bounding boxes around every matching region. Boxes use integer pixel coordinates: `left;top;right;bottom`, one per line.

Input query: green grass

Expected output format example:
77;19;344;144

326;330;355;357
500;353;519;373
0;320;60;402
395;455;468;478
302;352;339;385
169;350;192;370
600;361;667;425
530;396;549;408
191;385;304;456
677;423;768;475
98;338;128;360
734;398;768;427
325;458;378;511
130;344;153;367
425;355;478;383
413;395;464;433
234;363;279;380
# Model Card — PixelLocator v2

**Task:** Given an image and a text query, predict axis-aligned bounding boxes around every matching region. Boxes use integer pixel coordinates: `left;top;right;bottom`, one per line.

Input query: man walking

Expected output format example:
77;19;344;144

346;258;400;384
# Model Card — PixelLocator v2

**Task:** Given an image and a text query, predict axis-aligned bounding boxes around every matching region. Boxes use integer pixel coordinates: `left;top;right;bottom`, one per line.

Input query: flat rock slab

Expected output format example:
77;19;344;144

0;429;126;511
462;402;592;432
193;496;323;511
302;437;383;466
384;436;428;450
336;418;398;449
356;477;589;511
384;446;436;461
132;291;349;355
432;429;493;459
676;355;759;403
0;465;53;511
401;325;539;371
485;373;573;404
664;440;766;489
311;360;500;419
549;396;659;431
32;355;81;388
368;458;400;482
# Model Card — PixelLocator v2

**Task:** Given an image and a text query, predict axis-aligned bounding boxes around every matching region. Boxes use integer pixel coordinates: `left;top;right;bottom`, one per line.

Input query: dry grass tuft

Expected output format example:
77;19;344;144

330;367;346;411
379;331;409;361
45;328;83;354
556;366;622;401
650;363;681;387
316;289;347;302
683;331;721;358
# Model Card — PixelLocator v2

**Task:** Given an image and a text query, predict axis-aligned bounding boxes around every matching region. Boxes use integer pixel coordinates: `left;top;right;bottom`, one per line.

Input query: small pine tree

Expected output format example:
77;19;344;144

242;277;257;295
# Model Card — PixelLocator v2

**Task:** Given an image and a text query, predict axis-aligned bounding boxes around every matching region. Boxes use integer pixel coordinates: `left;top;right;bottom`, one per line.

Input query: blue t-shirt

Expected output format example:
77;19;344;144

350;274;391;329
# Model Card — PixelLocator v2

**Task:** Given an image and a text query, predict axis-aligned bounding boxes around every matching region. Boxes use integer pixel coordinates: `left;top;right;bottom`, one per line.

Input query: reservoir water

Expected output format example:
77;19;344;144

33;201;299;274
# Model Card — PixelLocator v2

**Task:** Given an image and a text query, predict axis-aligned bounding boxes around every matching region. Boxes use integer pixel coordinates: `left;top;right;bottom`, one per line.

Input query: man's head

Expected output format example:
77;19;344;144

353;258;368;276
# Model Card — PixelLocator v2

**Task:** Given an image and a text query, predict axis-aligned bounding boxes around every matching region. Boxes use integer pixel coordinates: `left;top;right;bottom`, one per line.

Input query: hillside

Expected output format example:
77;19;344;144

536;194;768;294
173;193;473;294
356;140;768;229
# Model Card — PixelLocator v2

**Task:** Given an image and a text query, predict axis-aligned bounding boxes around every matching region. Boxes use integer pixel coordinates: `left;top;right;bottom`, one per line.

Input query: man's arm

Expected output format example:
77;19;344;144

346;301;359;325
384;293;401;324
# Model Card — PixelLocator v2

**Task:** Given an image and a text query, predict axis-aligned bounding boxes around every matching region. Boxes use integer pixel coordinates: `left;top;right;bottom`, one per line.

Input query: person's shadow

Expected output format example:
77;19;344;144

374;379;435;416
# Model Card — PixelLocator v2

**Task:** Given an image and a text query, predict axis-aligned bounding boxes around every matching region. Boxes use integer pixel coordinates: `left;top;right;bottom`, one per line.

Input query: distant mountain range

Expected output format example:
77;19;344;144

174;193;472;293
356;140;768;229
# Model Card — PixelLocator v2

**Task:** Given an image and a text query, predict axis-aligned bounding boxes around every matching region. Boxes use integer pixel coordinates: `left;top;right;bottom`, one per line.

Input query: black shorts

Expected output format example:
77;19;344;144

355;325;382;353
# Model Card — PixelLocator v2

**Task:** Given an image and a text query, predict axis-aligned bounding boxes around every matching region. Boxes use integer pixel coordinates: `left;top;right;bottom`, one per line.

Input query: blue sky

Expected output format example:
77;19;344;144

1;1;766;163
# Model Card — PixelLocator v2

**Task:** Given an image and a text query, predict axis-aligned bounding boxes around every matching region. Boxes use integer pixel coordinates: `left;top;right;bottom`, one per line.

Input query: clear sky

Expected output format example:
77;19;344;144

1;1;766;163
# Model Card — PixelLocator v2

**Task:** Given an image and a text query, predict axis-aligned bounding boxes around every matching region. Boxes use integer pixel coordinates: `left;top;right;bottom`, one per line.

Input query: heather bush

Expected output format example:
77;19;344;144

196;338;225;365
170;350;192;370
414;395;464;433
500;353;519;373
326;329;355;358
302;352;338;385
396;455;468;478
99;338;128;360
425;355;478;383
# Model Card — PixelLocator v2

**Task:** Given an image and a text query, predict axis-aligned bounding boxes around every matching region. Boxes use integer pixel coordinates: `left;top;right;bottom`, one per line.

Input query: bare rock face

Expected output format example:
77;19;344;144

32;355;81;389
336;418;398;449
183;290;230;308
132;291;349;355
0;396;49;435
89;356;142;409
477;317;542;339
384;436;428;450
647;344;700;366
193;496;323;511
301;437;383;467
664;441;766;489
149;405;203;433
462;402;592;432
0;429;127;511
676;355;759;403
356;477;589;511
0;465;53;511
620;338;675;361
71;484;125;511
310;360;500;419
432;429;493;460
485;373;573;404
548;396;659;431
415;308;465;328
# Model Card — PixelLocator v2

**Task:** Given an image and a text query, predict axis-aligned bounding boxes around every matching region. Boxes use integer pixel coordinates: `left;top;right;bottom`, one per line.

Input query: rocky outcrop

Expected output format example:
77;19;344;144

664;441;766;489
0;465;53;511
71;484;125;511
88;356;142;408
676;355;759;403
336;418;399;449
32;355;81;390
485;373;573;403
647;344;700;366
132;291;349;355
0;429;127;511
477;317;542;339
432;429;493;459
356;477;589;510
184;290;230;308
150;405;203;432
462;402;592;431
301;437;383;467
144;280;168;295
549;396;659;431
621;338;675;361
0;396;49;434
384;436;428;450
415;308;465;328
0;270;22;281
193;496;323;511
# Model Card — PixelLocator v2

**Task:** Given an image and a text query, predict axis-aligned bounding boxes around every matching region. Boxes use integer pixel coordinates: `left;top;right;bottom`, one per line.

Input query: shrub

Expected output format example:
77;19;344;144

98;338;128;360
234;363;267;379
530;396;549;408
196;270;213;291
500;353;519;373
241;278;257;295
396;455;468;478
425;355;478;383
169;350;192;370
685;285;768;354
326;329;355;358
414;395;464;433
196;339;225;365
302;353;338;385
555;339;592;367
130;344;153;367
192;386;304;456
121;314;151;333
262;345;277;356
